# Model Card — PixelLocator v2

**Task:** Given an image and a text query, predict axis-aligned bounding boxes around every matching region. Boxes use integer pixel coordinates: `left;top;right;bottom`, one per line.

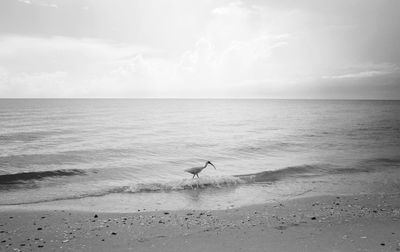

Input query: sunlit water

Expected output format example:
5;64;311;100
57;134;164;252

0;99;399;211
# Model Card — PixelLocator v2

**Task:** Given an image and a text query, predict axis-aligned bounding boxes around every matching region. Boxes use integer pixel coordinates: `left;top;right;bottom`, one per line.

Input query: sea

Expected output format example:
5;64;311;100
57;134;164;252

0;99;399;212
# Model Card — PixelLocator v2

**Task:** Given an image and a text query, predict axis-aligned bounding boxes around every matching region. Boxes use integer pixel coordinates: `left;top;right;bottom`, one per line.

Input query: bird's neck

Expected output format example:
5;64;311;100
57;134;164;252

203;163;208;168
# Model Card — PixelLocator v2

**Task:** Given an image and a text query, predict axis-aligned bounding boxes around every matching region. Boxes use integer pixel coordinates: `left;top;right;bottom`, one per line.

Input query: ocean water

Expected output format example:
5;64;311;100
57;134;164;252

0;99;399;211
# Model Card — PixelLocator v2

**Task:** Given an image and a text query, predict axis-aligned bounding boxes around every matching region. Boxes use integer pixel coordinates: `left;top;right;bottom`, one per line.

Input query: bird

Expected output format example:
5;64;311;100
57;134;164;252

185;161;216;178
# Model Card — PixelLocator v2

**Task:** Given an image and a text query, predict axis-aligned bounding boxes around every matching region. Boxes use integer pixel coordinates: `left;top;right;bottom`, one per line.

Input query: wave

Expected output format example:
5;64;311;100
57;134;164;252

124;176;245;193
361;157;400;166
2;157;397;187
0;165;336;205
236;164;329;183
232;141;302;156
235;158;400;183
0;175;246;205
0;148;133;168
0;169;86;184
329;157;400;174
1;158;399;205
0;129;76;143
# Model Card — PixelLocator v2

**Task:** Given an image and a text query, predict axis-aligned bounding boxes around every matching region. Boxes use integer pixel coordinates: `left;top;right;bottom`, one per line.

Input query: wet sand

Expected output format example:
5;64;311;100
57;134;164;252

1;193;400;251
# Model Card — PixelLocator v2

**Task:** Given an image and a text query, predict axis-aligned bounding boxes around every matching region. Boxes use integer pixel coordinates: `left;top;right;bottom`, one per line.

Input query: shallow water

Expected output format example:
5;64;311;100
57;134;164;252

0;99;399;209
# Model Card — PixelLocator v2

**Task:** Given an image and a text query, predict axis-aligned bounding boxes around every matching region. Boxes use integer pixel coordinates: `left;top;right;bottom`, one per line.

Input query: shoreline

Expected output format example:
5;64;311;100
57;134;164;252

3;167;399;213
1;193;400;251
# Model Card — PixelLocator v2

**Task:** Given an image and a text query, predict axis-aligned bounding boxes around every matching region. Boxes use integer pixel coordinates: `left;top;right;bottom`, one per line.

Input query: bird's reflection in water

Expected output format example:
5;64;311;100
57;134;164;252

184;188;202;202
181;185;239;208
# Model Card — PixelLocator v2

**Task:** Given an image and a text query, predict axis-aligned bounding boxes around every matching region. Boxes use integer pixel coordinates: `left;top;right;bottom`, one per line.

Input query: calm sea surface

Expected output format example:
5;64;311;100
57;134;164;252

0;99;399;210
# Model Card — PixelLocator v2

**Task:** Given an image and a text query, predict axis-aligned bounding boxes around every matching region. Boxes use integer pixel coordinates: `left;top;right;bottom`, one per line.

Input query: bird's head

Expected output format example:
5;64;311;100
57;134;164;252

207;161;216;169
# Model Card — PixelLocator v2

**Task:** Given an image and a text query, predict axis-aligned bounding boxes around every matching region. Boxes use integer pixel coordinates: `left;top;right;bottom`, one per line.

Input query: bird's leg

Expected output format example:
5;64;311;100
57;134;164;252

196;174;200;178
192;174;195;179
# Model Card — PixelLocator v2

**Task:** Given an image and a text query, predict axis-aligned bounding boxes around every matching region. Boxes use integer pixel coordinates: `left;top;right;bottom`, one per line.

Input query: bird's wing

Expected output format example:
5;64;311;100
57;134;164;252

184;167;195;173
185;167;199;173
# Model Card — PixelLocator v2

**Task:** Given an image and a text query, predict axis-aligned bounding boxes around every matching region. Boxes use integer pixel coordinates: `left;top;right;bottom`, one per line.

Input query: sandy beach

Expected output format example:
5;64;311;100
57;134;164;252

1;193;399;252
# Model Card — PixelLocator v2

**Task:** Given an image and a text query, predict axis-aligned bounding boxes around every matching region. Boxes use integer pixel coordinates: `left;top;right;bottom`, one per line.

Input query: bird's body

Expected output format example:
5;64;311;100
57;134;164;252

185;161;216;178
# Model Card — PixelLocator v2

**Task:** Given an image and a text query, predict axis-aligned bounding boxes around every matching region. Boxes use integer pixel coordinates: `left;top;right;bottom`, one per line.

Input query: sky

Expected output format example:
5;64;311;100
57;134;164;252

0;0;399;99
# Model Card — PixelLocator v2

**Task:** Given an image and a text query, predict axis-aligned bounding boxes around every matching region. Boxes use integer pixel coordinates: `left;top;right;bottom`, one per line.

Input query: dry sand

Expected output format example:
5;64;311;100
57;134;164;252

1;193;400;251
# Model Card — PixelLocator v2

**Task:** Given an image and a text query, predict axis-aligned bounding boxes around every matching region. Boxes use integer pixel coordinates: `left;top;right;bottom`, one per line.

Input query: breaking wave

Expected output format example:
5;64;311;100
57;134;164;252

124;175;245;193
236;164;329;183
0;169;86;184
1;157;398;206
0;175;246;205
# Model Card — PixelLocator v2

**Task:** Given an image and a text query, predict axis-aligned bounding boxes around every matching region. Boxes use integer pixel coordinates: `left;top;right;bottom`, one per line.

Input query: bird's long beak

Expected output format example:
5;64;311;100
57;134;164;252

209;162;216;169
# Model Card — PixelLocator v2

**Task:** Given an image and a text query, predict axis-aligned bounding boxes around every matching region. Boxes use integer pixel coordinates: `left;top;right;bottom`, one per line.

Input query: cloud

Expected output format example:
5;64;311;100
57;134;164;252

212;1;253;18
17;0;58;8
0;71;68;97
175;32;296;96
0;35;150;73
0;35;173;97
322;63;399;80
179;38;216;73
17;0;32;4
15;0;59;8
324;70;392;80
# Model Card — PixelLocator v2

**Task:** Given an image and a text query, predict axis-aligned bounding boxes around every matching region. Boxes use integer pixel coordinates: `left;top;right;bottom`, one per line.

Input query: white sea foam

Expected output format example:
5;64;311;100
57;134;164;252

125;176;246;193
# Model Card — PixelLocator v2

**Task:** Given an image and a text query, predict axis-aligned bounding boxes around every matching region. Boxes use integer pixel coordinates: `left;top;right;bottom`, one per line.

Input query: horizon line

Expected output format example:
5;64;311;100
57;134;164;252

0;97;399;101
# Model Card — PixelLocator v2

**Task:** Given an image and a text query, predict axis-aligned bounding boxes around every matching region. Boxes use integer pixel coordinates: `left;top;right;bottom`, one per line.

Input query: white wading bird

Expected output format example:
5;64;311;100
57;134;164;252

185;161;216;178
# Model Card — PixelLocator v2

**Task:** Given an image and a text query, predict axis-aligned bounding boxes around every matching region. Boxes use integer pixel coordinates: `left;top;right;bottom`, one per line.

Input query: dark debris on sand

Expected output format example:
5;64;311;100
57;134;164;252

0;194;399;251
